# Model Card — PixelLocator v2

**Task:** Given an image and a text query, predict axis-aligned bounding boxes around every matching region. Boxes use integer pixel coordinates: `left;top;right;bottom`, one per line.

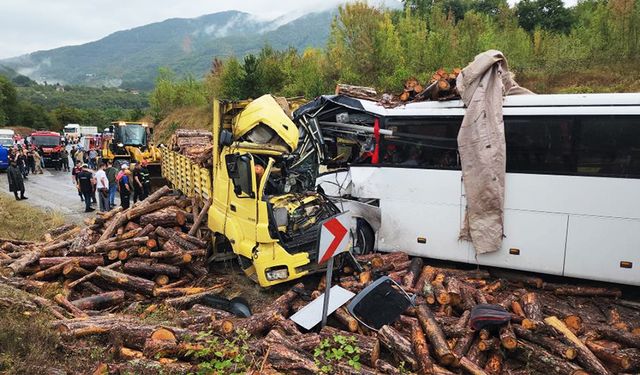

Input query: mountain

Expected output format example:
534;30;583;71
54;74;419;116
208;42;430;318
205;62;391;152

0;10;334;90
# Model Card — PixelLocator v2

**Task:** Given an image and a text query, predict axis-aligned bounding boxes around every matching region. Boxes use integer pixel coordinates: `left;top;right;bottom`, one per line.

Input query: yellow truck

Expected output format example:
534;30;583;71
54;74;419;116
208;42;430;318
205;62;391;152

162;95;342;286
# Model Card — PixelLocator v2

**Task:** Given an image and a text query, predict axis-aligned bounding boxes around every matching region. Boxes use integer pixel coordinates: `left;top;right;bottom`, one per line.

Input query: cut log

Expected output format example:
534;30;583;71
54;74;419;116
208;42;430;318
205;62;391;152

95;266;156;296
499;324;517;350
416;304;456;366
40;256;104;269
402;257;423;288
513;324;577;360
63;263;90;279
586;340;633;372
554;286;622;298
490;270;543;288
82;237;149;255
544;316;612;375
378;324;418;370
446;277;462;306
484;350;503;375
460;356;489;375
71;291;126;310
431;275;450;305
335;84;378;100
0;251;39;277
140;208;186;228
514;340;589;375
155;226;207;249
30;259;74;280
54;293;88;318
265;342;319;373
592;324;640;348
411;321;434;374
67;261;121;289
164;286;227;308
122;258;181;278
188;199;211;236
126;196;178;220
333;306;358;332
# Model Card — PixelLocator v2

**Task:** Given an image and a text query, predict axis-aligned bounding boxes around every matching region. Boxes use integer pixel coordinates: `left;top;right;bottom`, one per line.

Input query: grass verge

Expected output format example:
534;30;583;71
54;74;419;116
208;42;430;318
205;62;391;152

0;192;65;241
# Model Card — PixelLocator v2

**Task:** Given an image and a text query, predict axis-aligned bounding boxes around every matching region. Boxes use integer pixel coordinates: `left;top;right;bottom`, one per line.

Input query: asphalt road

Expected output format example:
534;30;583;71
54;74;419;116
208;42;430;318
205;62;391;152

0;166;118;223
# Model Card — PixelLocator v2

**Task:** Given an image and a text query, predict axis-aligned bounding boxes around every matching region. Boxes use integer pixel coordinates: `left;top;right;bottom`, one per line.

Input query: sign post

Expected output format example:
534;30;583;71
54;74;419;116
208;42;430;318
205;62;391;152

317;212;351;328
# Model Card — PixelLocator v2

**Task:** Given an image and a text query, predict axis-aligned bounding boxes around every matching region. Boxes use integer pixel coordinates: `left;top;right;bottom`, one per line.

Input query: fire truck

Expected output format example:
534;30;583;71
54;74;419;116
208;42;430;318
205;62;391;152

30;131;64;169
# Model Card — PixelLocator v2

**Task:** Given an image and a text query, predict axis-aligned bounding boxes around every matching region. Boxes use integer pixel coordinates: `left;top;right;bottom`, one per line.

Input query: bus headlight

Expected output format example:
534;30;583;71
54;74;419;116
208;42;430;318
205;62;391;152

265;266;289;281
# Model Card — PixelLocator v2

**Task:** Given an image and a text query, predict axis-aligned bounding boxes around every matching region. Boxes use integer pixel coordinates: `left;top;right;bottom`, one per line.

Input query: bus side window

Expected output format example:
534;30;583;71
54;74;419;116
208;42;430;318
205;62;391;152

380;117;461;169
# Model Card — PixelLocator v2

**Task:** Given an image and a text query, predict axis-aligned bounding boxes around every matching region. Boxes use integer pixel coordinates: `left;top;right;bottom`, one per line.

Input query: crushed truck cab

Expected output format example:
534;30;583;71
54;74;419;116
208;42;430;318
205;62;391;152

162;95;339;286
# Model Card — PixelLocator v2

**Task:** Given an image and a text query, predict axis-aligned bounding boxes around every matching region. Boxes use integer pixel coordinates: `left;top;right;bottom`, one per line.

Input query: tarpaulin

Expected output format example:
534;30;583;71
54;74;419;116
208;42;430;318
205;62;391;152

456;50;532;254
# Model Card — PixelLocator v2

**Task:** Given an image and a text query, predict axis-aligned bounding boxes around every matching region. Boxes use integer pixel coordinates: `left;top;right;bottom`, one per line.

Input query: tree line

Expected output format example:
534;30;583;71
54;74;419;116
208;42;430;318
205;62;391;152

150;0;640;121
0;74;148;131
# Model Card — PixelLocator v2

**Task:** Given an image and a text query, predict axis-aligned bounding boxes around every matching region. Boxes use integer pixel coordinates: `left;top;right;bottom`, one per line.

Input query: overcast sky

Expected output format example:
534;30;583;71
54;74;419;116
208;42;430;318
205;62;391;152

0;0;576;60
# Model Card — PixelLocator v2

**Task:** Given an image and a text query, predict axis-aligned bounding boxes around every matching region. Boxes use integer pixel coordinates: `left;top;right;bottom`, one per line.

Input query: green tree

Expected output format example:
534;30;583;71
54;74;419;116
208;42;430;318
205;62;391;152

149;67;177;122
516;0;573;33
0;75;18;125
242;54;261;98
220;57;245;100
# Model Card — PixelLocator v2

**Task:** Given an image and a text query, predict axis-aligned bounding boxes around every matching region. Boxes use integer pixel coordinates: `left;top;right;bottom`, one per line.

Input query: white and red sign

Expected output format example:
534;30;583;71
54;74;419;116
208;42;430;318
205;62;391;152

317;213;352;264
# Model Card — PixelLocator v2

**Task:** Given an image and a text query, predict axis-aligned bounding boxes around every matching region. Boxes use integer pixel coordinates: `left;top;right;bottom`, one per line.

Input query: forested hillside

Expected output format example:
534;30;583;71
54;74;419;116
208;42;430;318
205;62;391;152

149;0;640;125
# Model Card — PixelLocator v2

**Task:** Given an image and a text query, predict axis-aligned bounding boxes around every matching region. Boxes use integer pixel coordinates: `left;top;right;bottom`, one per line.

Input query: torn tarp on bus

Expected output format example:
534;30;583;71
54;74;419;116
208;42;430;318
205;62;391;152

457;50;532;254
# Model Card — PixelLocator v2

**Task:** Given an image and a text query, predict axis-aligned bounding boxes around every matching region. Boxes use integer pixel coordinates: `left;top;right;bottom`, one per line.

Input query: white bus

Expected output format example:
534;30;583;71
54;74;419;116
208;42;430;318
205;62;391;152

297;93;640;286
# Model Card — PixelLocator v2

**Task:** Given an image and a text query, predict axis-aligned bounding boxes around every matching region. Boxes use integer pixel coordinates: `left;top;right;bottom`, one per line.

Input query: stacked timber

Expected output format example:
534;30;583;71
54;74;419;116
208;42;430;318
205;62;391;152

2;204;640;374
0;186;216;305
168;129;213;168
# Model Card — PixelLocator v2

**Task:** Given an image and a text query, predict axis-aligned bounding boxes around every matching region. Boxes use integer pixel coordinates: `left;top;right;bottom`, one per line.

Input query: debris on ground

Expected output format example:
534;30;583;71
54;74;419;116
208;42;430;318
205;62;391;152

1;213;639;374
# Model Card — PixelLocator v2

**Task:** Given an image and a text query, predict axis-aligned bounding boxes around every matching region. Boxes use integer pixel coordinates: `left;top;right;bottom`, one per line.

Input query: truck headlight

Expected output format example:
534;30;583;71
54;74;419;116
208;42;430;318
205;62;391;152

265;266;289;281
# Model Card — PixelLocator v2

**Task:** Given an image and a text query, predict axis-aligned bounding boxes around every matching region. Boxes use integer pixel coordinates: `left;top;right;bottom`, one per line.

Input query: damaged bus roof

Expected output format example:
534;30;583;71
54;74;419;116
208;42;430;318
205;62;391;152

295;93;640;119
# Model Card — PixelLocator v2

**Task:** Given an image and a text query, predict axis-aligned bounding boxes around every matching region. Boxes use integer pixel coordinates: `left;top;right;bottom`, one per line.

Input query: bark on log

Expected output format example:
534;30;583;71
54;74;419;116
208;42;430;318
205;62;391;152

592;324;640;348
39;256;104;269
499;324;517;350
402;257;423;288
554;286;622;298
156;226;207;249
490;270;543;288
188;199;211;236
71;291;126;310
411;321;435;374
164;286;227;308
265;342;320;374
82;236;149;255
122;258;181;278
416;304;456;365
125;195;178;220
460;356;489;375
140;208;186;228
95;266;156;296
333;306;358;332
54;293;88;318
586;340;634;372
378;324;418;370
335;84;378;99
30;259;74;280
513;324;577;359
544;316;612;375
67;261;121;289
484;350;503;375
0;251;39;276
514;340;589;375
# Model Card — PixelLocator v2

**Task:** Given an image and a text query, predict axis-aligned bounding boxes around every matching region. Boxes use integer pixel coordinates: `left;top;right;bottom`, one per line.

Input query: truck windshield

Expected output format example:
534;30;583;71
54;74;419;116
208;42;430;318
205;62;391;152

116;125;146;146
32;136;60;146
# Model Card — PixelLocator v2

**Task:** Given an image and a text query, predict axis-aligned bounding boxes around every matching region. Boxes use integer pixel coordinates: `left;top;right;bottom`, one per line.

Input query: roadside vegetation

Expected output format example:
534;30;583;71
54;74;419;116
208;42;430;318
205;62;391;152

0;193;65;240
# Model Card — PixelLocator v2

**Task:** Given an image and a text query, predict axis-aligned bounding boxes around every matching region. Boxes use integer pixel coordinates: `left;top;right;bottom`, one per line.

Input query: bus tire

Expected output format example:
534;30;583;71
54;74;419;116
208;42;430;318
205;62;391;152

354;218;375;255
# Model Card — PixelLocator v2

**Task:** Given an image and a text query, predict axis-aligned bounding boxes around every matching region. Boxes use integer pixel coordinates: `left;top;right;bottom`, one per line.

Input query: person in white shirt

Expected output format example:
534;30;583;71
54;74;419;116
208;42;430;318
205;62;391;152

94;162;109;212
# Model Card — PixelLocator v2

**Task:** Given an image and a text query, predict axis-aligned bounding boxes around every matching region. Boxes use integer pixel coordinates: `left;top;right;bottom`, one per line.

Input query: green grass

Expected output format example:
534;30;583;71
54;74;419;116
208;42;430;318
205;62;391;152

0;193;65;241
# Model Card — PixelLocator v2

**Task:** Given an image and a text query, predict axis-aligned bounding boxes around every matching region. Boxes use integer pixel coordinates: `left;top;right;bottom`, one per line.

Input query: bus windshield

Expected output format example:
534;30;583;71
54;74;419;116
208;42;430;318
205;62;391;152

0;138;13;148
32;136;60;147
116;125;146;146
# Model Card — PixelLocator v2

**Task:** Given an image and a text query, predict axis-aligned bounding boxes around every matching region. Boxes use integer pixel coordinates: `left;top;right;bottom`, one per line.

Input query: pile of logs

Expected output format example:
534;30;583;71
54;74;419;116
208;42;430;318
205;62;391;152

168;129;213;168
336;68;463;108
2;203;639;374
0;186;216;312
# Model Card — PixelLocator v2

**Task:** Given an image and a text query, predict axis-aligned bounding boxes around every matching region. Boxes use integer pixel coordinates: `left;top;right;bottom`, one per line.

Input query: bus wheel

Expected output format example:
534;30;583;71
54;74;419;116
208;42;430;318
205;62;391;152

354;218;375;255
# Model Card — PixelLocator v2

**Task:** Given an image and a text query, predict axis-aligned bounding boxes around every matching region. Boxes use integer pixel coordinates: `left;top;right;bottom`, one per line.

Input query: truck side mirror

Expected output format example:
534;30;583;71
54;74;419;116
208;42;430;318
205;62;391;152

220;129;233;147
225;154;255;198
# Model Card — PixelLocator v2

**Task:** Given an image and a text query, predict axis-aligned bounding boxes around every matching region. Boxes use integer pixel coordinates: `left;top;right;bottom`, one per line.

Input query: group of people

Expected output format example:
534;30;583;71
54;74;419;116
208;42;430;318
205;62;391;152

68;145;100;171
7;145;44;178
71;160;152;212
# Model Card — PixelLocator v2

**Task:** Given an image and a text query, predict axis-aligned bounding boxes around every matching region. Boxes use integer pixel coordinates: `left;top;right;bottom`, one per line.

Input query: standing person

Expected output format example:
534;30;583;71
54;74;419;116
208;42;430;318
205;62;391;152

105;160;118;209
7;160;27;200
27;149;35;174
118;164;132;209
139;160;151;200
17;149;28;179
88;148;98;170
76;164;95;212
72;160;85;202
70;146;77;170
61;148;70;172
95;163;109;212
132;163;143;204
33;150;43;174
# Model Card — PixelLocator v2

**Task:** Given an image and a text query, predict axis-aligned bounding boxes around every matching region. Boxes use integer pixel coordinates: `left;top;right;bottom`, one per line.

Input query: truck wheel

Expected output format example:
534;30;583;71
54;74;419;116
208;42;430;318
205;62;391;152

354;218;375;255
